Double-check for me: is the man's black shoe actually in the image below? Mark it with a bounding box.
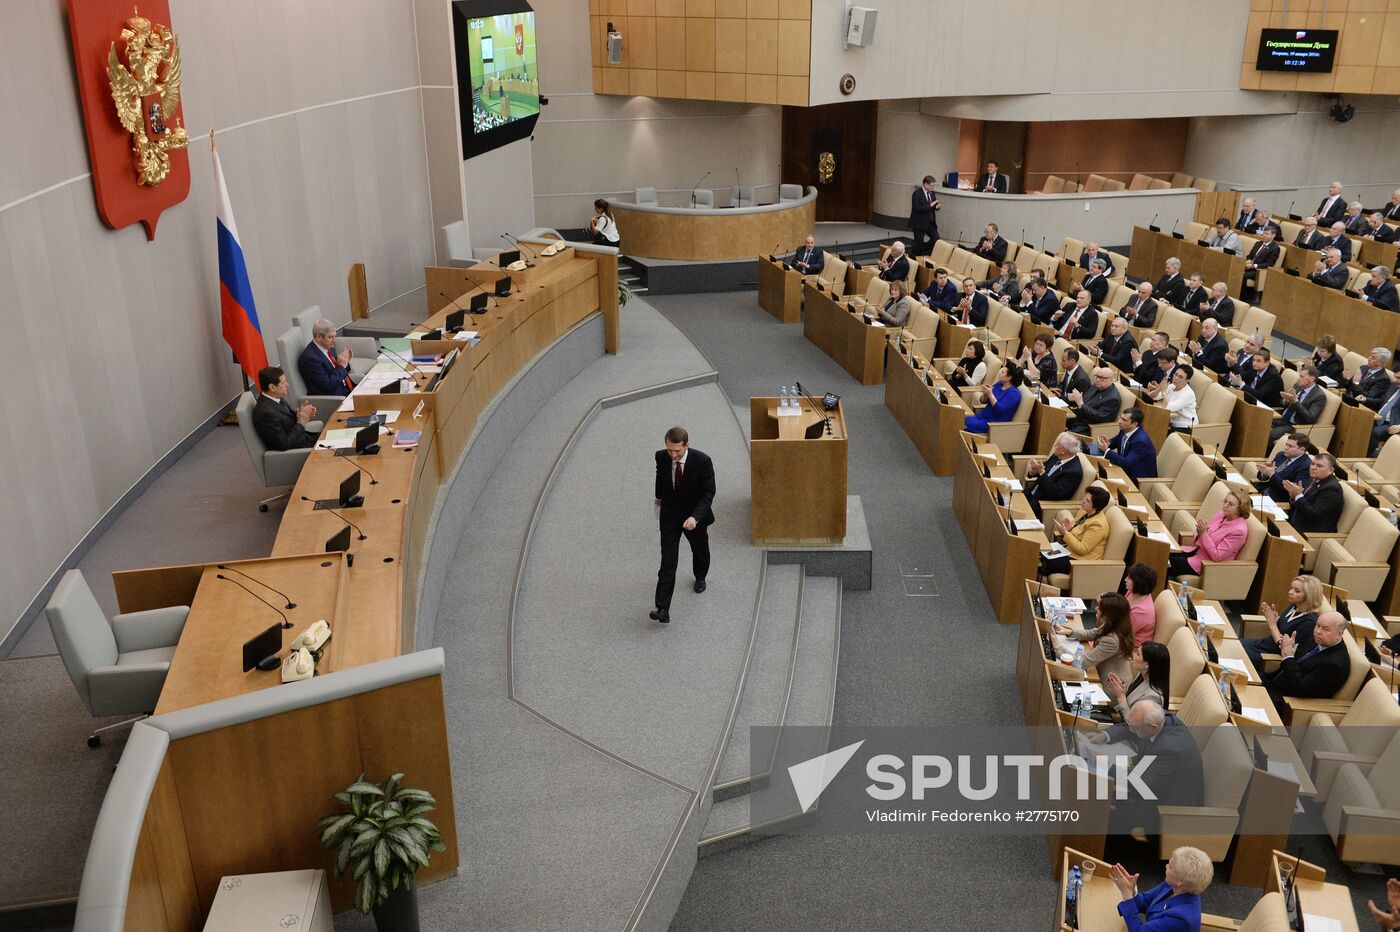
[649,608,670,623]
[694,579,707,593]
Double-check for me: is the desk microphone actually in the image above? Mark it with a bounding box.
[793,381,834,436]
[1148,213,1158,230]
[735,167,741,205]
[501,232,537,264]
[378,344,422,375]
[1286,200,1295,219]
[217,574,292,628]
[216,565,295,608]
[1170,220,1178,237]
[301,497,368,540]
[690,170,710,208]
[342,456,379,485]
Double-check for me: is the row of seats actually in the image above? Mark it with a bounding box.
[633,184,805,209]
[1037,172,1213,194]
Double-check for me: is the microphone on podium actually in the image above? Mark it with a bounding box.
[690,170,711,208]
[501,232,537,264]
[216,574,292,628]
[301,497,368,540]
[216,564,296,608]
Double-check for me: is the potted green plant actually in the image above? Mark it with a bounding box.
[316,772,446,931]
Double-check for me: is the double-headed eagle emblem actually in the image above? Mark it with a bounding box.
[107,11,187,186]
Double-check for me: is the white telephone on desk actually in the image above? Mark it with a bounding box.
[281,647,315,682]
[539,242,563,257]
[505,259,529,273]
[297,619,332,652]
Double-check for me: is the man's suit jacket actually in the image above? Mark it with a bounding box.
[1268,641,1351,708]
[1193,333,1229,375]
[1080,272,1109,306]
[1074,384,1123,424]
[1179,285,1209,316]
[1118,882,1203,931]
[979,172,1009,194]
[973,235,1008,265]
[1346,366,1392,409]
[1202,295,1235,326]
[1363,280,1399,312]
[1154,273,1187,309]
[1078,252,1114,277]
[1056,305,1099,341]
[1289,474,1342,533]
[792,245,825,275]
[1241,365,1284,408]
[1119,295,1158,328]
[1028,290,1061,323]
[1106,427,1158,480]
[1230,352,1256,380]
[1317,194,1347,226]
[1345,214,1370,236]
[1261,452,1311,502]
[1246,240,1280,268]
[1133,351,1162,388]
[957,291,990,327]
[1279,383,1326,427]
[922,279,960,312]
[1384,202,1400,223]
[655,448,716,526]
[1236,208,1261,231]
[298,341,351,397]
[1060,365,1091,398]
[1025,455,1083,508]
[909,186,937,230]
[1365,223,1397,244]
[1295,229,1325,250]
[879,254,910,283]
[252,394,316,452]
[1309,262,1349,290]
[1102,715,1204,807]
[1098,330,1137,372]
[1321,235,1352,262]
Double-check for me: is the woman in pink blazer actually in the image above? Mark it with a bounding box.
[1168,490,1250,578]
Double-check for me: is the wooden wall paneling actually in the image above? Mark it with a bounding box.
[715,18,747,73]
[686,17,717,71]
[776,19,809,76]
[781,102,876,222]
[746,19,779,74]
[112,564,207,614]
[123,757,198,932]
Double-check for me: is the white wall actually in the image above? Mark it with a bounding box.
[872,100,960,222]
[809,0,1294,119]
[0,0,434,638]
[465,137,538,254]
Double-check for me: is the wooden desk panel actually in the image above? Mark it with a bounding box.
[612,197,816,261]
[1262,269,1400,353]
[757,258,802,324]
[1127,229,1245,297]
[750,397,848,544]
[883,347,969,475]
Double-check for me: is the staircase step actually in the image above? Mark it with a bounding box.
[712,564,803,798]
[698,569,842,853]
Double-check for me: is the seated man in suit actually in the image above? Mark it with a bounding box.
[1023,432,1084,519]
[1200,282,1235,326]
[1382,188,1400,223]
[1321,222,1353,262]
[1130,332,1172,387]
[1154,257,1188,309]
[1066,367,1122,435]
[1373,384,1400,456]
[1080,258,1111,306]
[1090,315,1138,373]
[1363,266,1399,312]
[1230,347,1284,408]
[1050,289,1100,341]
[1084,699,1205,824]
[1225,333,1263,380]
[1282,452,1343,533]
[919,266,960,312]
[298,318,355,398]
[791,235,824,276]
[1308,248,1349,290]
[1235,196,1262,232]
[1057,347,1092,398]
[1179,272,1210,319]
[1343,202,1370,236]
[1362,212,1396,243]
[972,223,1008,265]
[1252,432,1313,502]
[1119,281,1158,328]
[1341,347,1394,409]
[1025,278,1061,324]
[1265,611,1352,712]
[1079,242,1114,277]
[1242,225,1280,298]
[1270,363,1326,443]
[1097,407,1158,481]
[1187,317,1230,376]
[1317,181,1347,226]
[953,276,989,326]
[1204,217,1240,252]
[252,366,318,451]
[978,160,1009,194]
[876,239,910,283]
[1294,216,1325,251]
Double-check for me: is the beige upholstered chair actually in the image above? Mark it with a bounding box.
[895,304,938,358]
[1321,728,1400,866]
[1042,175,1066,194]
[1302,482,1368,569]
[1297,678,1400,799]
[1170,172,1194,188]
[1148,178,1171,190]
[1083,174,1108,193]
[1145,454,1214,508]
[1290,389,1341,451]
[1107,251,1129,282]
[1165,626,1207,701]
[1195,178,1217,192]
[984,385,1037,453]
[847,276,890,310]
[1058,237,1084,262]
[1155,307,1193,346]
[1176,672,1229,744]
[1102,178,1127,192]
[1191,382,1239,450]
[814,255,849,296]
[1151,589,1188,646]
[1282,633,1372,726]
[1128,173,1154,191]
[1043,504,1133,596]
[1353,435,1400,487]
[929,239,955,268]
[1235,892,1289,931]
[1311,507,1399,601]
[1158,724,1253,861]
[978,305,1023,360]
[1234,305,1276,341]
[1184,221,1210,243]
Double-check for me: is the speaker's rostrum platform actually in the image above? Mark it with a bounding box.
[750,396,847,545]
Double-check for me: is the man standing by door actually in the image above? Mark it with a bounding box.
[651,426,716,624]
[909,175,941,257]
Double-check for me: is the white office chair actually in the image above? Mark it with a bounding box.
[779,184,803,201]
[46,569,188,747]
[442,220,471,267]
[734,185,756,208]
[691,189,714,209]
[635,187,658,206]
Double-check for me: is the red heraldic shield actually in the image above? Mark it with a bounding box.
[68,0,191,240]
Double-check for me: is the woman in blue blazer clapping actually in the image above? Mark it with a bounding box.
[963,362,1024,433]
[1109,846,1214,931]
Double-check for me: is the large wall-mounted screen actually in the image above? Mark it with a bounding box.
[1255,28,1338,73]
[453,0,540,159]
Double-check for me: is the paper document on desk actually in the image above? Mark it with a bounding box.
[1042,597,1088,614]
[452,330,478,341]
[1074,733,1137,770]
[337,397,355,412]
[1266,760,1300,785]
[316,428,359,450]
[1013,519,1044,532]
[1254,497,1287,519]
[1045,395,1070,409]
[406,330,427,340]
[379,337,411,354]
[369,362,409,376]
[1257,400,1274,410]
[1063,682,1111,706]
[375,410,401,424]
[1219,658,1248,676]
[868,320,887,328]
[1226,471,1247,484]
[1240,706,1271,723]
[1146,531,1174,545]
[1347,612,1381,634]
[1302,916,1343,932]
[1040,543,1071,560]
[1195,605,1227,628]
[992,478,1025,491]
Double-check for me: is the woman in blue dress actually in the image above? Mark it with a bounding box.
[963,361,1024,433]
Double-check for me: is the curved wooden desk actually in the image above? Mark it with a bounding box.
[612,187,817,261]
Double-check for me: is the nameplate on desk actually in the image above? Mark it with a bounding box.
[311,498,361,511]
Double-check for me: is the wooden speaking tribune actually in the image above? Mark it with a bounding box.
[750,395,848,545]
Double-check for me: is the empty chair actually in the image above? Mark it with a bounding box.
[1322,728,1400,866]
[1042,175,1066,194]
[1296,678,1400,799]
[1155,306,1193,346]
[1158,724,1252,861]
[1151,588,1187,646]
[1302,482,1369,570]
[1107,252,1129,281]
[1176,672,1229,744]
[1129,173,1154,191]
[442,220,471,265]
[635,187,658,205]
[1195,178,1217,192]
[46,569,188,747]
[779,183,802,201]
[1184,221,1210,243]
[929,240,956,267]
[1148,178,1171,190]
[691,189,714,208]
[1354,435,1400,487]
[815,255,848,295]
[1145,454,1214,508]
[1190,382,1238,450]
[847,276,890,310]
[1170,172,1194,188]
[897,304,938,358]
[1101,178,1127,191]
[734,185,756,208]
[1083,174,1108,193]
[1060,237,1086,262]
[1165,626,1207,700]
[1311,507,1399,601]
[1234,305,1275,341]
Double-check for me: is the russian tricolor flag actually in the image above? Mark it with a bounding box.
[212,148,269,386]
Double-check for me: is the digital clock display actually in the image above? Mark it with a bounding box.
[1256,28,1338,73]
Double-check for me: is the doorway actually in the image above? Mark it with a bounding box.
[781,101,877,223]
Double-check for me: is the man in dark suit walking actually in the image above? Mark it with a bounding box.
[908,175,940,256]
[1281,453,1343,533]
[252,366,318,451]
[1266,611,1352,712]
[651,426,716,624]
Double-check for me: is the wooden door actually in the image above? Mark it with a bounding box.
[980,121,1028,195]
[781,102,877,223]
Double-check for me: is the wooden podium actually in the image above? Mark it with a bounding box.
[750,397,847,545]
[757,256,803,323]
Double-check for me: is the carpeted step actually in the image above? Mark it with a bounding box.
[711,563,803,800]
[697,569,842,854]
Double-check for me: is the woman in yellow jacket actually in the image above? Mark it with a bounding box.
[1041,485,1111,577]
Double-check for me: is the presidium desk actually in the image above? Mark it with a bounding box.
[750,396,848,545]
[611,187,817,261]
